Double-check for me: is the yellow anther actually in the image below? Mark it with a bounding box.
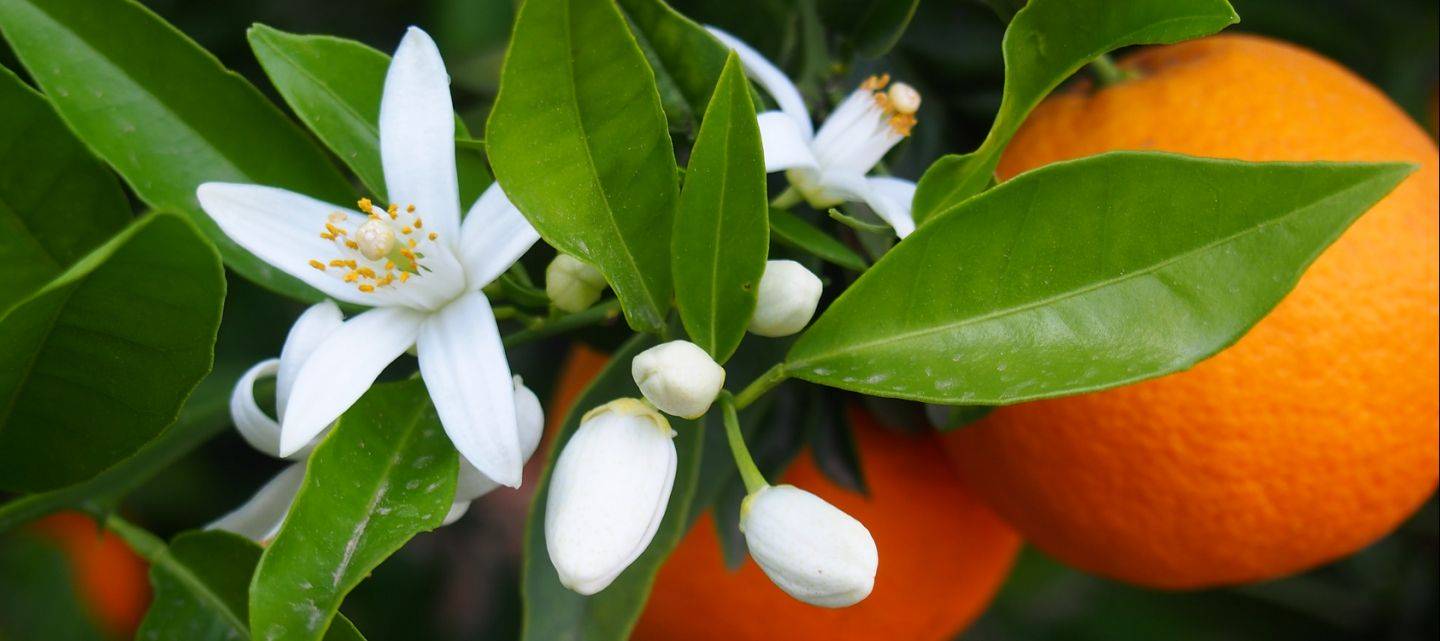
[343,271,359,283]
[320,232,336,241]
[889,113,917,136]
[428,232,438,241]
[357,198,373,213]
[401,226,413,235]
[407,238,417,248]
[328,259,348,268]
[358,283,375,292]
[357,267,376,278]
[325,223,347,236]
[860,74,890,91]
[400,272,411,282]
[384,261,395,270]
[413,218,423,228]
[345,240,360,249]
[406,204,416,213]
[309,260,326,271]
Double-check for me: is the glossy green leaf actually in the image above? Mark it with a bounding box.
[819,0,922,58]
[0,534,107,641]
[522,334,703,641]
[0,0,354,303]
[787,153,1413,404]
[137,530,364,641]
[618,0,732,121]
[910,0,1239,222]
[246,24,493,206]
[769,209,868,271]
[0,213,224,492]
[250,380,457,641]
[0,65,130,314]
[673,55,768,363]
[488,0,680,333]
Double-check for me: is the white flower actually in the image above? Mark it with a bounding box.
[546,253,608,313]
[196,27,540,488]
[741,485,878,608]
[631,341,726,419]
[545,399,677,595]
[708,27,921,238]
[209,301,546,540]
[749,259,823,337]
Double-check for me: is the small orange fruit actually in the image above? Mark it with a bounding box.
[29,512,151,638]
[633,408,1020,641]
[946,34,1438,589]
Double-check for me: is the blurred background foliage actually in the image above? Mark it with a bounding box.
[1,0,1435,640]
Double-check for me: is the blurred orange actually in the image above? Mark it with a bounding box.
[29,512,151,638]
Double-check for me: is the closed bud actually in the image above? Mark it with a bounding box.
[631,341,726,419]
[546,254,608,312]
[748,260,822,337]
[545,399,677,595]
[741,485,878,608]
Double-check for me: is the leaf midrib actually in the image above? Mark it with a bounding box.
[790,171,1386,368]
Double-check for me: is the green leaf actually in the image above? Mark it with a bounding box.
[618,0,733,121]
[246,24,493,206]
[488,0,680,333]
[522,334,703,641]
[0,64,130,315]
[0,213,224,492]
[250,380,458,641]
[769,209,868,271]
[910,0,1239,222]
[0,0,354,303]
[819,0,922,58]
[786,153,1413,404]
[0,534,108,641]
[673,55,768,363]
[137,530,365,641]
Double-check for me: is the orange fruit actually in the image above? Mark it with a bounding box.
[29,512,151,638]
[633,408,1020,641]
[946,34,1439,589]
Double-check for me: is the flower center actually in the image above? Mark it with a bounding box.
[307,198,442,294]
[860,74,920,136]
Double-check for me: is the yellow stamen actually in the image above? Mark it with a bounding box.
[357,198,373,213]
[428,232,438,241]
[400,272,411,282]
[406,204,416,213]
[343,271,359,283]
[401,226,413,234]
[413,218,423,228]
[358,283,375,292]
[309,260,326,271]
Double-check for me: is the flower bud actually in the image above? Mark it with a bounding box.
[546,254,608,312]
[545,399,677,595]
[748,260,823,337]
[741,485,878,608]
[631,341,726,419]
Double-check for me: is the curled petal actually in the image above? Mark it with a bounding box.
[231,358,283,458]
[207,463,307,543]
[276,300,344,422]
[705,27,813,140]
[862,176,917,239]
[757,112,820,173]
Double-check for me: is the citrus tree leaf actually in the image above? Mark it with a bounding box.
[769,209,868,271]
[249,380,458,641]
[138,530,365,641]
[0,534,108,641]
[618,0,732,122]
[786,153,1413,404]
[0,213,224,492]
[819,0,921,58]
[911,0,1239,223]
[0,0,354,303]
[522,334,704,641]
[673,55,768,363]
[246,24,492,206]
[488,0,680,333]
[0,64,130,315]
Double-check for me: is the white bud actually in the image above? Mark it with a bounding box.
[355,218,396,261]
[887,82,921,115]
[545,399,677,595]
[453,376,547,504]
[631,341,726,419]
[741,485,878,608]
[748,260,823,337]
[546,254,609,312]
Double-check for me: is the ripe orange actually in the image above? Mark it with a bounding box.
[29,512,151,638]
[946,34,1439,589]
[633,408,1020,641]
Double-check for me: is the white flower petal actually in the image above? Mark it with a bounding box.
[196,183,396,307]
[279,306,425,456]
[862,176,917,238]
[381,27,461,244]
[453,376,546,502]
[231,358,283,458]
[276,300,344,422]
[458,183,540,288]
[757,111,820,173]
[705,26,813,140]
[207,463,306,543]
[741,485,878,608]
[545,400,676,595]
[440,500,471,527]
[416,291,522,488]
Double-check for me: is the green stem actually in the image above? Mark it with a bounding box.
[1089,53,1131,88]
[733,363,788,411]
[720,392,767,494]
[501,298,621,347]
[827,208,891,234]
[770,186,802,209]
[102,514,167,563]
